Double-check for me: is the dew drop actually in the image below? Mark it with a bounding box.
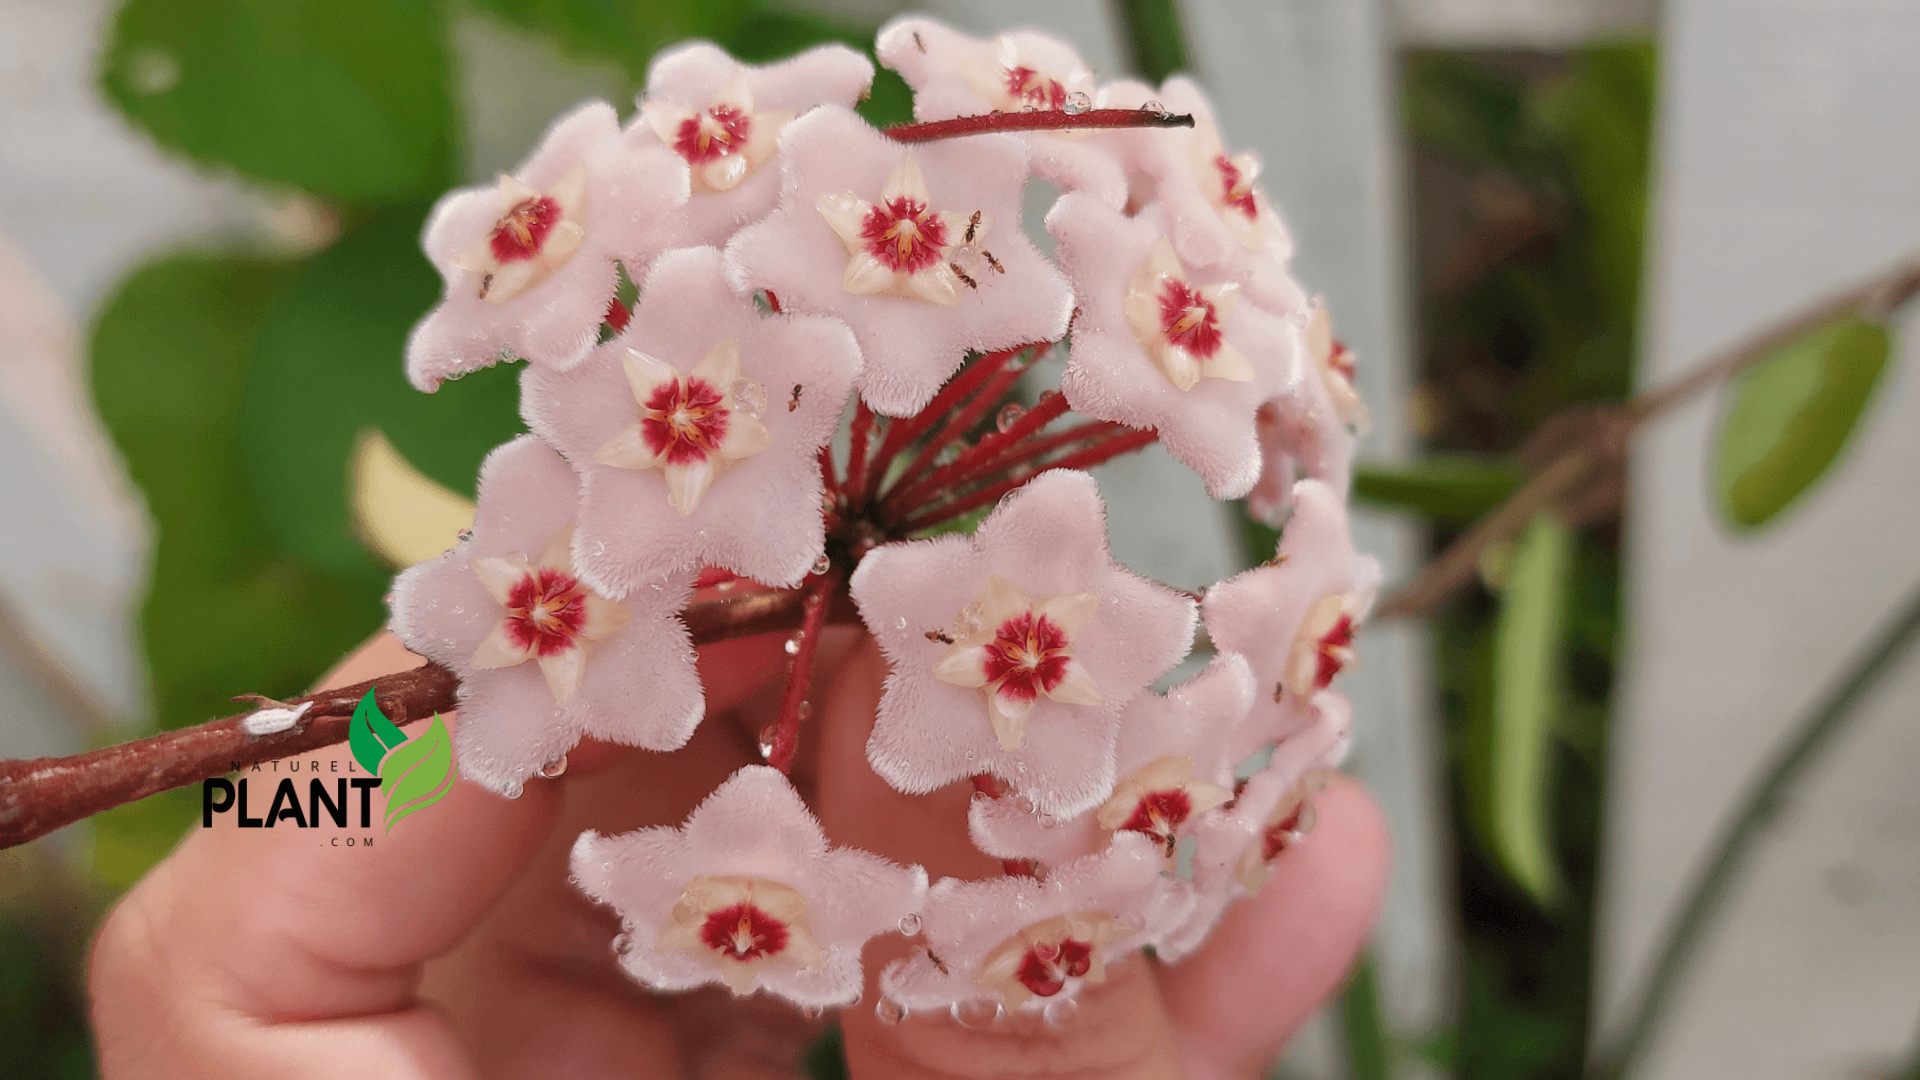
[895,616,909,630]
[875,997,908,1025]
[784,635,802,656]
[716,578,737,592]
[611,932,633,955]
[936,443,963,466]
[951,998,1000,1028]
[601,862,612,872]
[1042,996,1080,1027]
[800,1004,824,1020]
[1141,99,1167,118]
[730,377,768,417]
[996,402,1026,433]
[1063,91,1092,115]
[897,912,922,936]
[797,701,813,719]
[1117,912,1147,933]
[811,553,832,575]
[538,754,569,779]
[757,724,778,759]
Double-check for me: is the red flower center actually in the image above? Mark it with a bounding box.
[1328,338,1356,383]
[982,611,1073,703]
[490,195,562,262]
[1005,65,1067,110]
[1158,279,1224,359]
[860,197,949,274]
[673,104,752,165]
[503,568,588,657]
[1314,614,1356,690]
[641,377,731,466]
[1213,155,1259,222]
[1119,788,1195,851]
[698,902,790,961]
[1015,937,1094,998]
[1259,803,1305,860]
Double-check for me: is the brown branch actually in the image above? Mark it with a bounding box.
[1376,256,1920,620]
[886,107,1193,143]
[0,586,826,850]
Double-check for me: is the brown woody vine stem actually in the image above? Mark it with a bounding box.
[886,107,1194,143]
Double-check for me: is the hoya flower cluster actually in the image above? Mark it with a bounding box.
[390,16,1376,1022]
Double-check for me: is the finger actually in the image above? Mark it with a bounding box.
[91,634,563,1078]
[812,636,1185,1079]
[1158,777,1391,1080]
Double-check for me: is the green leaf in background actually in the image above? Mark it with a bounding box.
[90,252,390,883]
[1714,315,1892,531]
[99,0,456,203]
[470,0,754,85]
[1354,457,1523,523]
[244,204,524,581]
[379,714,457,831]
[349,688,407,776]
[1474,512,1571,905]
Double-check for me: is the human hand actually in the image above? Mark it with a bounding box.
[91,630,1387,1079]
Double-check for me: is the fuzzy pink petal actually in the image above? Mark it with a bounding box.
[1202,479,1379,751]
[725,106,1072,416]
[1246,346,1356,526]
[387,436,704,796]
[407,103,691,390]
[1051,193,1305,497]
[851,470,1195,816]
[572,766,927,1008]
[523,246,860,588]
[878,834,1164,1012]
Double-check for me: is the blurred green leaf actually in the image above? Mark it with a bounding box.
[1337,951,1394,1080]
[1474,512,1571,905]
[471,0,752,83]
[91,253,387,740]
[1354,457,1522,522]
[349,688,407,776]
[379,714,456,830]
[800,1022,848,1080]
[243,205,523,580]
[1714,315,1891,531]
[99,0,456,202]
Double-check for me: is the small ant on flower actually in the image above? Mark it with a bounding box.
[925,629,955,644]
[788,384,803,411]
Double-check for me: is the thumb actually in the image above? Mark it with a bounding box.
[810,635,1185,1079]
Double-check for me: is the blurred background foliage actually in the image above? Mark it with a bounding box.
[7,0,1898,1076]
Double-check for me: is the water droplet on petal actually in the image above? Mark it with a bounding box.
[730,377,767,417]
[952,998,1000,1028]
[996,402,1026,433]
[895,616,909,630]
[601,862,612,872]
[502,784,525,800]
[1063,91,1092,115]
[1141,99,1167,118]
[1042,996,1080,1027]
[1117,912,1147,933]
[800,1004,824,1020]
[875,997,907,1025]
[757,724,777,759]
[538,754,569,779]
[811,553,831,575]
[784,635,802,656]
[611,932,633,955]
[797,701,812,719]
[936,442,963,466]
[897,912,922,935]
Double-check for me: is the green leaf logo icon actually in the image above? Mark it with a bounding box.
[378,714,457,832]
[349,689,406,775]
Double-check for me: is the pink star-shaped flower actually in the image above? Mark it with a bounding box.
[572,766,927,1008]
[849,470,1196,816]
[1049,192,1305,498]
[1103,78,1308,317]
[1203,479,1380,754]
[406,102,690,391]
[969,652,1253,870]
[725,105,1072,415]
[874,16,1128,208]
[1158,697,1350,962]
[636,42,874,246]
[880,834,1170,1013]
[388,436,703,796]
[522,246,860,590]
[1246,297,1363,525]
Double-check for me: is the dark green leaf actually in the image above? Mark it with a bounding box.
[99,0,456,203]
[1478,512,1570,905]
[1715,315,1891,530]
[243,205,524,579]
[1354,457,1523,522]
[90,252,386,737]
[349,688,406,776]
[379,714,457,830]
[470,0,753,84]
